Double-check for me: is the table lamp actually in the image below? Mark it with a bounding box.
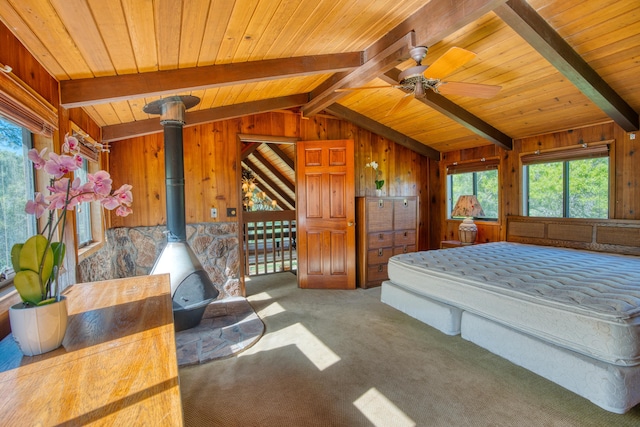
[451,195,485,245]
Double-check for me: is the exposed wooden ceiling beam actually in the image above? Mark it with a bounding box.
[380,69,512,150]
[495,0,639,132]
[241,142,261,160]
[251,151,296,193]
[268,144,295,170]
[243,159,296,208]
[102,94,308,142]
[60,52,361,108]
[302,0,509,117]
[301,32,414,117]
[325,104,440,161]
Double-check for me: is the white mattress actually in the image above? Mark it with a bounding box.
[387,242,640,366]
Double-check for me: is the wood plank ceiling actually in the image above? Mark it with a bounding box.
[1,0,639,161]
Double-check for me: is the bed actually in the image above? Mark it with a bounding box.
[381,216,640,414]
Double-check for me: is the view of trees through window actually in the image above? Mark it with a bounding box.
[0,117,35,272]
[75,157,93,247]
[525,158,609,218]
[450,169,498,219]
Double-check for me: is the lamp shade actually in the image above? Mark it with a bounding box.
[451,195,485,218]
[451,195,484,245]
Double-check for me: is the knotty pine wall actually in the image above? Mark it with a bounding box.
[440,121,640,243]
[108,110,437,250]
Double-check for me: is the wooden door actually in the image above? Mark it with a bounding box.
[296,140,356,289]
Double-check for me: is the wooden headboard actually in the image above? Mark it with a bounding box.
[506,216,640,256]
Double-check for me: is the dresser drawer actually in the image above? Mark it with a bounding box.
[393,244,416,256]
[367,263,388,282]
[367,232,393,248]
[394,230,416,246]
[367,247,393,265]
[366,198,393,232]
[393,198,417,230]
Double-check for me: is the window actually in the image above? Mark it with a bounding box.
[522,145,609,218]
[0,116,36,273]
[447,160,499,219]
[75,157,92,247]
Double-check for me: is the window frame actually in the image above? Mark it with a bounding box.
[69,124,107,261]
[446,158,500,221]
[520,142,613,219]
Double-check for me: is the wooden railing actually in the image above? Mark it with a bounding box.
[243,210,296,276]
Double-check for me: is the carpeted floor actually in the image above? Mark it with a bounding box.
[178,272,640,426]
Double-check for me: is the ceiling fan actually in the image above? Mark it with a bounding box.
[336,46,502,115]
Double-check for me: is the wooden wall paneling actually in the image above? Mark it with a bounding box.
[0,22,59,109]
[183,125,203,224]
[614,125,640,219]
[109,134,165,228]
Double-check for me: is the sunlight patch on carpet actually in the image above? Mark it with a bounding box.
[255,301,286,318]
[240,322,340,371]
[354,388,416,427]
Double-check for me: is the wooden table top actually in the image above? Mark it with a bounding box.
[0,274,183,426]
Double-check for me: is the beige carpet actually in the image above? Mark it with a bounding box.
[179,272,640,426]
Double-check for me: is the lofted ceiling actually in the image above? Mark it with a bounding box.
[1,0,639,162]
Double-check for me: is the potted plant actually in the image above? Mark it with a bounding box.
[9,134,133,356]
[365,161,385,196]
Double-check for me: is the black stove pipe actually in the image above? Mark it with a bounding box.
[163,122,187,242]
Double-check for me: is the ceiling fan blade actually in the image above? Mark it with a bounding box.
[335,85,399,92]
[424,47,476,80]
[386,92,414,116]
[437,81,502,98]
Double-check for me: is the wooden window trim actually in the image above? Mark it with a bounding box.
[521,141,611,165]
[446,158,499,175]
[0,70,57,137]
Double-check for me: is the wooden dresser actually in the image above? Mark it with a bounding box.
[356,196,418,288]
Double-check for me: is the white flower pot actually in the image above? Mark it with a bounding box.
[375,189,382,197]
[9,296,68,356]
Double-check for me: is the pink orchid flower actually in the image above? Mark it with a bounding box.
[113,184,133,205]
[115,205,133,217]
[62,134,80,153]
[27,148,48,170]
[89,170,113,197]
[25,192,48,218]
[44,152,81,178]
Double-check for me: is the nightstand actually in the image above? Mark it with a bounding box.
[440,240,473,249]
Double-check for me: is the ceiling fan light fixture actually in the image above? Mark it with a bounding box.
[414,81,426,98]
[409,46,428,65]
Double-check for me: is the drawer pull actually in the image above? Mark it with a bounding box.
[403,199,408,207]
[378,199,384,208]
[379,233,384,240]
[403,245,408,253]
[378,265,384,272]
[404,231,408,237]
[378,248,383,257]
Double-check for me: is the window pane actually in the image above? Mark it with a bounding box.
[0,117,35,271]
[450,170,498,219]
[451,173,473,211]
[568,157,608,218]
[75,158,92,246]
[527,162,563,217]
[476,169,498,218]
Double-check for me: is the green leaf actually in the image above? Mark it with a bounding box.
[19,235,53,283]
[14,270,42,305]
[10,243,23,272]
